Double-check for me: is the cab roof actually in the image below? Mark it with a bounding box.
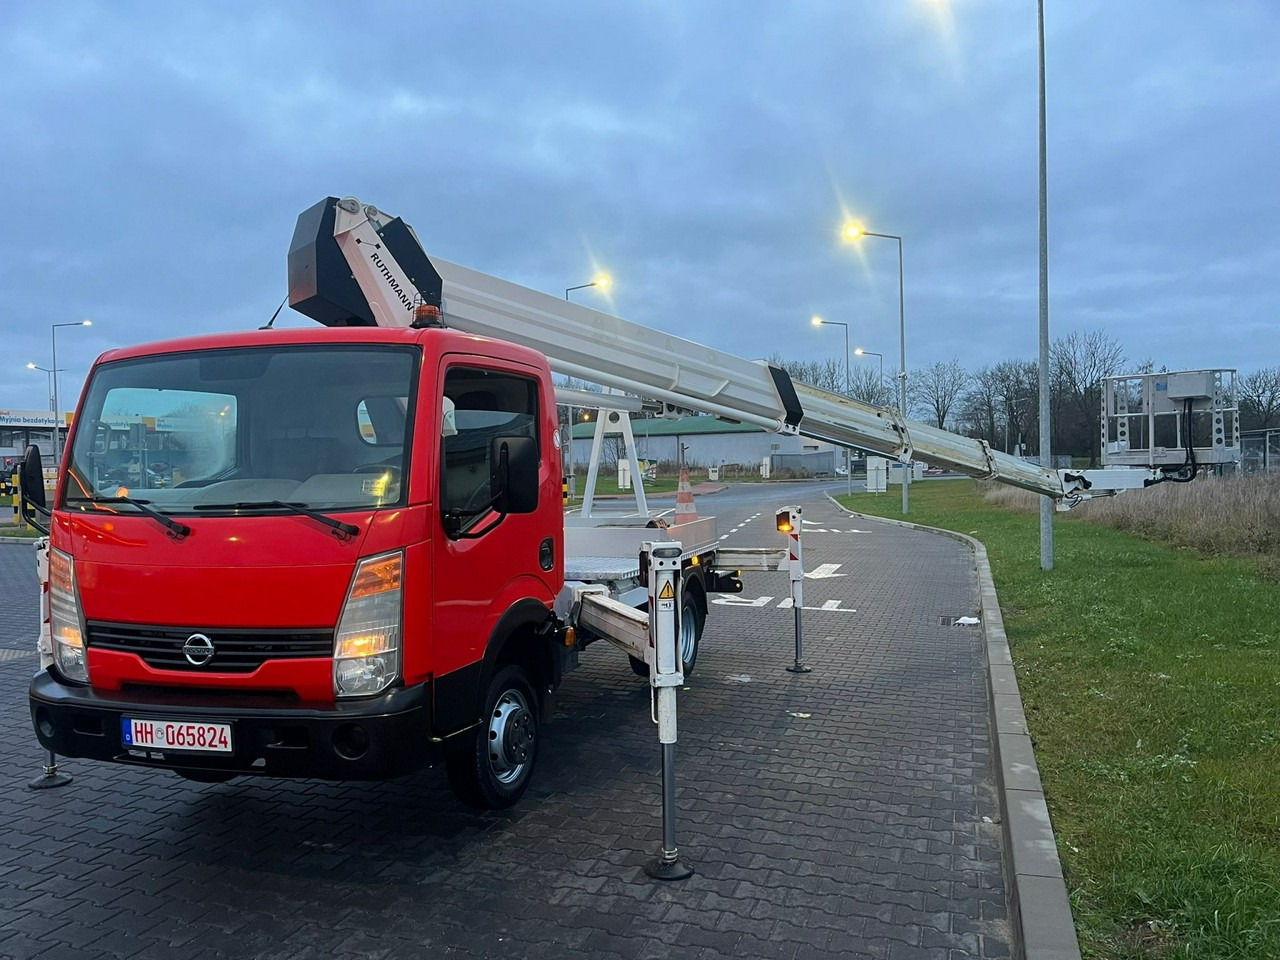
[92,324,548,372]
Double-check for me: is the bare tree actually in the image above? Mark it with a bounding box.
[849,365,895,406]
[1238,366,1280,430]
[909,359,969,428]
[958,365,1003,443]
[986,359,1038,454]
[555,375,603,474]
[1052,330,1127,467]
[766,353,848,395]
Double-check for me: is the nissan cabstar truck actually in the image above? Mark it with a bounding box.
[25,195,1172,809]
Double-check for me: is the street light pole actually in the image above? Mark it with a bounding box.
[854,348,885,398]
[26,363,62,412]
[563,274,612,503]
[844,226,908,514]
[1037,0,1053,570]
[565,273,612,301]
[812,316,852,496]
[565,276,614,506]
[50,320,92,466]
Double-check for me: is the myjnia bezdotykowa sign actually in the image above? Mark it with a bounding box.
[0,410,192,431]
[0,409,69,428]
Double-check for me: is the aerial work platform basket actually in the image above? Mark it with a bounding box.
[1102,369,1240,471]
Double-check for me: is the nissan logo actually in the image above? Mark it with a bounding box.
[183,633,216,666]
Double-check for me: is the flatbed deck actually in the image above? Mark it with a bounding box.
[563,515,718,574]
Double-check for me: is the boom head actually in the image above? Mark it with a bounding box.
[289,197,443,328]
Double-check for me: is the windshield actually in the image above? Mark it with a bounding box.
[62,344,418,514]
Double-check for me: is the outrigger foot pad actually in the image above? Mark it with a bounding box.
[645,856,694,881]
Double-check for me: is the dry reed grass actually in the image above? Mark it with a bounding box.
[980,472,1280,572]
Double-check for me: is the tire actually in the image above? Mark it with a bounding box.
[174,769,237,784]
[628,582,705,679]
[678,586,705,676]
[446,665,539,810]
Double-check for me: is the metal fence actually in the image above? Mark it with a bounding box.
[1242,430,1280,475]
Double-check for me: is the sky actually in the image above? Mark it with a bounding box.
[2,1,1277,414]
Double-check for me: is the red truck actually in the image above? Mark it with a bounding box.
[25,198,772,809]
[24,196,1159,811]
[28,324,600,808]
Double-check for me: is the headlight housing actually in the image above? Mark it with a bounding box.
[49,548,88,683]
[334,552,403,698]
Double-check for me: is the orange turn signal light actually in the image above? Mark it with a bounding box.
[349,554,403,599]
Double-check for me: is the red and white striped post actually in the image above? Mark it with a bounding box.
[777,506,811,674]
[673,468,698,524]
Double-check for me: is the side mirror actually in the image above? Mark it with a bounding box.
[19,444,50,531]
[490,436,539,514]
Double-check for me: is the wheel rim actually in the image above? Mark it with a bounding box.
[680,601,698,665]
[487,688,534,784]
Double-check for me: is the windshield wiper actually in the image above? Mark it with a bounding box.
[69,496,191,540]
[191,501,361,540]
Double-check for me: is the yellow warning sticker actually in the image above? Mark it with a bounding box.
[658,582,675,599]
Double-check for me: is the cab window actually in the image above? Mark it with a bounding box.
[440,367,538,525]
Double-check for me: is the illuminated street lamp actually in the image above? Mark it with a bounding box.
[565,273,612,300]
[843,223,909,515]
[50,320,92,465]
[25,362,62,412]
[811,316,852,496]
[853,348,885,397]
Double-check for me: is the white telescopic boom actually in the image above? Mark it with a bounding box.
[289,197,1164,507]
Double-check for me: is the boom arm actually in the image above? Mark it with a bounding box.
[288,196,1166,508]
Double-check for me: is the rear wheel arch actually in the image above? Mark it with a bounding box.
[628,566,708,679]
[683,567,708,617]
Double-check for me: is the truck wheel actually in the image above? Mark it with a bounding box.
[678,588,705,675]
[445,665,539,810]
[627,588,705,679]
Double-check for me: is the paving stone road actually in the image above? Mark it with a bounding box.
[0,493,1011,960]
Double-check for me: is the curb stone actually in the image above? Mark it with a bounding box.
[827,494,1083,960]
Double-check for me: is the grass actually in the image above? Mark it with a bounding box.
[837,481,1280,960]
[569,474,682,497]
[565,470,773,502]
[0,523,46,539]
[984,472,1280,580]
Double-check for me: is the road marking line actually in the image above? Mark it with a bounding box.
[805,563,846,580]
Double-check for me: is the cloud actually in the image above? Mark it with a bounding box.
[0,0,1276,418]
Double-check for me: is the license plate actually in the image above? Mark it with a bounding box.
[122,718,232,753]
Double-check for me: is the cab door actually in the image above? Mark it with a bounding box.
[429,356,557,728]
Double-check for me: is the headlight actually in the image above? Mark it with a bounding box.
[49,548,88,683]
[334,552,402,698]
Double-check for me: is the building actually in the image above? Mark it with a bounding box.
[0,408,72,464]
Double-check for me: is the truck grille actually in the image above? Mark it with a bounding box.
[86,621,333,673]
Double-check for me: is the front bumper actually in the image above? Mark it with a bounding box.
[29,670,439,780]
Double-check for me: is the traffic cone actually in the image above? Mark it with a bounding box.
[674,468,698,524]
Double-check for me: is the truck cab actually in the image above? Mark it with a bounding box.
[30,324,568,808]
